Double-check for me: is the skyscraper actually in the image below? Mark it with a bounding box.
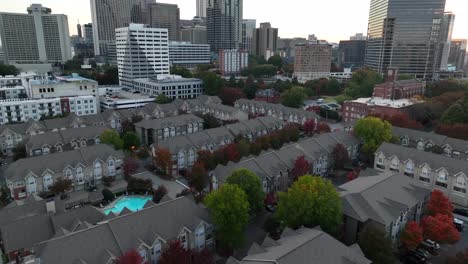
[116,24,170,88]
[147,3,180,41]
[77,23,83,38]
[437,12,455,70]
[365,0,447,79]
[207,0,243,53]
[0,4,71,65]
[83,23,94,44]
[255,22,278,59]
[196,0,207,18]
[448,40,467,71]
[90,0,154,63]
[294,43,332,82]
[339,39,367,71]
[242,19,256,54]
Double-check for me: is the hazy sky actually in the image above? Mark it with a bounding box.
[2,0,467,42]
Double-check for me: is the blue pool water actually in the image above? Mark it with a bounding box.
[104,197,152,215]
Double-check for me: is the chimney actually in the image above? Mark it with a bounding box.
[46,200,56,214]
[386,67,399,83]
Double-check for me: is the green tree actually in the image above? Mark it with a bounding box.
[0,64,19,76]
[251,64,277,78]
[398,74,414,80]
[101,129,124,150]
[243,75,258,99]
[276,175,342,234]
[324,79,341,95]
[358,225,395,264]
[226,169,265,214]
[344,68,383,99]
[201,113,221,129]
[13,144,27,161]
[155,94,172,104]
[170,66,193,78]
[205,184,250,250]
[50,177,73,198]
[236,139,250,157]
[267,55,283,68]
[354,117,393,155]
[281,86,306,108]
[122,132,140,151]
[440,99,468,124]
[203,72,224,95]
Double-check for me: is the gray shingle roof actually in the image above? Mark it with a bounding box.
[339,171,431,226]
[238,227,371,264]
[135,114,202,130]
[235,99,320,120]
[26,131,64,150]
[392,127,447,146]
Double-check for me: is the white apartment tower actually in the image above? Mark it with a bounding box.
[0,4,72,65]
[116,24,170,88]
[196,0,207,18]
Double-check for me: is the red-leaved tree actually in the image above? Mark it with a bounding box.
[332,143,350,169]
[316,122,331,134]
[159,241,192,264]
[196,150,216,171]
[303,119,316,136]
[291,156,311,180]
[219,87,246,106]
[123,157,140,177]
[192,248,215,264]
[189,161,207,193]
[426,190,453,218]
[421,214,460,244]
[346,171,358,182]
[223,143,240,162]
[117,249,148,264]
[401,221,424,250]
[436,123,468,141]
[154,148,172,176]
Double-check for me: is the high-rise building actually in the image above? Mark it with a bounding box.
[242,19,256,55]
[219,49,248,76]
[180,17,207,44]
[90,0,154,63]
[339,39,367,71]
[365,0,447,79]
[196,0,207,18]
[255,22,278,59]
[350,33,367,41]
[0,4,72,65]
[207,0,243,53]
[277,37,307,61]
[148,3,180,41]
[77,23,83,38]
[448,40,467,71]
[83,23,93,44]
[116,24,170,88]
[294,43,332,82]
[437,12,455,70]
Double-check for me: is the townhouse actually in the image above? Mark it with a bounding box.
[227,227,370,264]
[340,171,431,245]
[135,114,204,145]
[4,144,124,200]
[153,116,285,175]
[210,131,360,193]
[234,98,320,125]
[375,143,468,207]
[25,125,108,156]
[392,126,468,160]
[32,197,213,264]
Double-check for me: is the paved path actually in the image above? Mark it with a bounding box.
[132,171,188,199]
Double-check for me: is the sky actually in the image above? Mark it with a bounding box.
[2,0,467,42]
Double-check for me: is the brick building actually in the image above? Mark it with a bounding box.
[373,69,425,100]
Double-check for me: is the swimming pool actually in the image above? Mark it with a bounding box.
[103,196,152,215]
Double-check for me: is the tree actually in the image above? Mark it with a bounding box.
[291,156,311,180]
[117,249,147,264]
[154,148,172,176]
[226,169,265,214]
[316,122,331,134]
[101,129,124,150]
[202,72,224,95]
[236,139,250,157]
[276,175,342,234]
[121,120,135,134]
[153,185,168,203]
[192,248,215,264]
[13,144,27,161]
[426,190,453,218]
[0,186,11,206]
[401,221,424,251]
[270,135,283,150]
[122,132,140,151]
[223,143,240,162]
[303,119,316,136]
[344,68,384,99]
[250,140,263,156]
[189,161,207,193]
[354,117,392,155]
[357,225,395,264]
[219,87,246,106]
[324,78,341,95]
[440,102,467,124]
[155,94,172,104]
[445,249,468,264]
[332,143,350,169]
[0,64,20,76]
[421,214,460,244]
[243,75,258,99]
[281,86,306,108]
[197,150,216,170]
[159,240,191,264]
[123,157,139,177]
[267,55,283,68]
[102,189,115,202]
[251,64,277,78]
[50,177,73,197]
[171,66,193,78]
[205,184,250,250]
[201,113,221,129]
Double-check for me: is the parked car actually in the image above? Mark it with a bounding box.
[419,239,440,254]
[454,208,468,217]
[454,218,464,232]
[415,249,431,259]
[317,98,325,104]
[401,255,425,264]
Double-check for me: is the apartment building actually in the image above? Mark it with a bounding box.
[133,75,204,100]
[293,43,332,82]
[219,49,249,76]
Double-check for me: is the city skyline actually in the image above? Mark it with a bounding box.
[1,0,467,42]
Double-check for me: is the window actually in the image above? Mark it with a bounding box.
[404,161,414,177]
[454,175,467,194]
[76,167,84,184]
[419,166,431,183]
[417,141,425,151]
[390,158,399,172]
[43,174,53,191]
[179,232,188,249]
[402,137,409,146]
[94,162,102,178]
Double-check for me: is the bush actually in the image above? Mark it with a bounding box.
[153,185,168,203]
[127,176,153,193]
[102,176,115,187]
[102,189,115,202]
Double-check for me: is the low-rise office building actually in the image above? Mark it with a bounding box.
[28,74,99,100]
[133,75,204,100]
[169,41,210,68]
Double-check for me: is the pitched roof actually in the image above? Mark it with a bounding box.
[234,99,320,120]
[238,227,371,264]
[339,171,431,225]
[134,114,203,130]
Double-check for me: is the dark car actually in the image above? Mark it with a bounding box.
[419,239,440,255]
[401,255,425,264]
[454,208,468,217]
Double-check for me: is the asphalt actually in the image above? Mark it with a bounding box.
[429,213,468,264]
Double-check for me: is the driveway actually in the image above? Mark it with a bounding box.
[132,171,188,199]
[429,213,468,263]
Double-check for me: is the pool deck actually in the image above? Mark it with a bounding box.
[99,195,152,214]
[132,171,188,199]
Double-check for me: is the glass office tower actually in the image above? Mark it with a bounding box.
[365,0,447,79]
